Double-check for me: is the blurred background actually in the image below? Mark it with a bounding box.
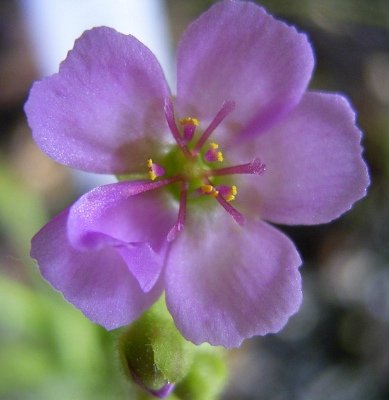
[0,0,388,399]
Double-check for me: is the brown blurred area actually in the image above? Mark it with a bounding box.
[0,1,72,212]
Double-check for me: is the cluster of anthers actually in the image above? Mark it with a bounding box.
[144,98,266,241]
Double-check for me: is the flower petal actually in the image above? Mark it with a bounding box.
[165,209,302,348]
[31,210,163,330]
[67,180,177,292]
[236,92,370,225]
[25,27,172,174]
[115,243,164,293]
[176,0,314,138]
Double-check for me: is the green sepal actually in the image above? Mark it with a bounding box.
[118,297,196,392]
[174,345,228,400]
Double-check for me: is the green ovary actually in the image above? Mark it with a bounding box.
[161,146,210,196]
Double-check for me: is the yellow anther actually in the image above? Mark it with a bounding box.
[179,117,199,126]
[146,157,166,182]
[225,185,238,202]
[201,184,214,194]
[210,142,219,149]
[216,151,224,162]
[148,170,157,181]
[200,184,219,198]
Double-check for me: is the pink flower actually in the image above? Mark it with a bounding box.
[25,0,369,347]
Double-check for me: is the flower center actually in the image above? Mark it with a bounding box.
[144,98,265,241]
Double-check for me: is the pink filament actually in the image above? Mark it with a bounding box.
[203,177,244,226]
[216,194,245,226]
[183,124,196,143]
[206,158,265,177]
[126,176,182,196]
[167,182,188,242]
[193,100,235,154]
[164,98,192,158]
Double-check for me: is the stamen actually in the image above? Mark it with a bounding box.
[206,158,265,177]
[167,182,188,242]
[180,117,199,126]
[202,177,243,225]
[179,117,199,143]
[218,185,238,202]
[193,100,235,154]
[164,98,192,158]
[147,159,165,181]
[216,194,245,226]
[182,126,196,143]
[204,142,224,163]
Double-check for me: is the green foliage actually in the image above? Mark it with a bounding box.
[0,275,128,400]
[0,156,46,257]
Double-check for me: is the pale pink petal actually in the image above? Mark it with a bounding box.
[67,181,177,292]
[165,209,302,348]
[25,27,172,174]
[176,0,314,139]
[234,92,370,224]
[115,243,164,293]
[31,210,163,329]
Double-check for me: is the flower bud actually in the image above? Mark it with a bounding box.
[118,297,195,398]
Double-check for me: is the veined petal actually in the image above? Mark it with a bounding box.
[176,0,314,139]
[236,92,370,225]
[25,27,172,174]
[67,180,177,292]
[165,209,302,348]
[31,210,163,330]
